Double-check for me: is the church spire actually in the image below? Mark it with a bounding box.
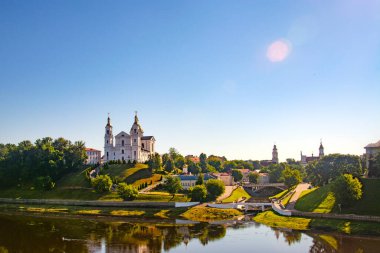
[107,113,111,127]
[134,111,139,123]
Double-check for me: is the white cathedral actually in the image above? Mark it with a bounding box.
[104,113,156,163]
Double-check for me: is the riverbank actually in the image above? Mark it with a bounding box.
[0,203,243,223]
[253,210,380,236]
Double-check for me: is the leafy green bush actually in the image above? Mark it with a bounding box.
[190,185,207,202]
[117,183,138,200]
[91,175,112,193]
[332,174,362,207]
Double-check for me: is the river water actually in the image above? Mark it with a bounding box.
[0,214,379,253]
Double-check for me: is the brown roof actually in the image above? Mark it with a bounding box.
[365,140,380,148]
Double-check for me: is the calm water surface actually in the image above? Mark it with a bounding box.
[0,214,379,253]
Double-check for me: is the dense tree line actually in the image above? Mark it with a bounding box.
[306,154,362,186]
[0,137,87,189]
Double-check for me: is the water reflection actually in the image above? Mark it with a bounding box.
[0,214,378,253]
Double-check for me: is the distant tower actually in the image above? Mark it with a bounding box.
[130,111,144,162]
[272,145,279,164]
[104,114,114,162]
[319,140,324,158]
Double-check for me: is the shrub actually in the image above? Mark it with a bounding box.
[206,179,225,200]
[35,176,55,191]
[190,185,207,202]
[332,174,362,207]
[91,175,113,193]
[117,183,138,201]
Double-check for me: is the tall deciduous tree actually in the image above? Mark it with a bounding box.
[206,179,225,200]
[164,176,182,196]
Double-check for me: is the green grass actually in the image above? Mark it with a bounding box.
[294,179,380,216]
[222,187,251,203]
[254,210,380,236]
[2,204,189,219]
[132,174,162,188]
[56,169,90,188]
[269,186,295,200]
[280,190,295,207]
[135,192,189,202]
[254,211,311,230]
[182,206,242,222]
[295,185,336,213]
[341,178,380,216]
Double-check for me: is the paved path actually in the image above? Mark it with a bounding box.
[217,186,236,202]
[285,183,310,210]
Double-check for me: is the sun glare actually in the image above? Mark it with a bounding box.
[266,39,291,62]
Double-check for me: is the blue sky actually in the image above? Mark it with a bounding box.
[0,0,379,161]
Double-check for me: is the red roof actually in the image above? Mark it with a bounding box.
[85,148,101,152]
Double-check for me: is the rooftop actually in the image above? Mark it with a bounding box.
[365,140,380,148]
[85,148,101,152]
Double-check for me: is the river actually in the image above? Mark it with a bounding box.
[0,213,379,253]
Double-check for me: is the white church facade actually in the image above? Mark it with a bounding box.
[104,113,156,163]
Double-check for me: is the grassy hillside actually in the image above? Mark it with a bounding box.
[295,185,336,213]
[107,163,151,184]
[342,178,380,215]
[222,187,251,203]
[0,163,153,200]
[295,179,380,216]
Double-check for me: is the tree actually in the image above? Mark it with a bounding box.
[175,155,186,170]
[196,173,204,185]
[282,167,302,188]
[190,185,207,202]
[223,161,237,172]
[306,154,362,186]
[169,147,180,161]
[117,183,138,200]
[368,154,380,178]
[164,176,182,196]
[231,169,243,182]
[91,175,113,193]
[332,174,362,207]
[164,159,175,173]
[188,162,201,175]
[147,152,162,172]
[206,179,225,200]
[267,164,285,183]
[248,172,259,184]
[199,153,208,172]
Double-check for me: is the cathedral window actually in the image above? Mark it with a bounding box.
[122,140,124,146]
[142,143,145,149]
[134,129,136,133]
[107,140,108,144]
[134,139,136,143]
[107,130,109,134]
[122,150,124,154]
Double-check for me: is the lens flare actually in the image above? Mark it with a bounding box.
[266,39,291,62]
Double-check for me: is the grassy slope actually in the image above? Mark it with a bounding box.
[295,185,336,213]
[222,187,251,203]
[295,179,380,216]
[0,163,152,200]
[254,211,380,236]
[342,179,380,215]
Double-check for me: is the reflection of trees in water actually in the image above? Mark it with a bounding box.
[270,227,302,245]
[0,215,231,253]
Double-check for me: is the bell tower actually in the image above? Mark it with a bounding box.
[104,114,114,162]
[319,140,324,158]
[130,111,144,162]
[272,144,279,164]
